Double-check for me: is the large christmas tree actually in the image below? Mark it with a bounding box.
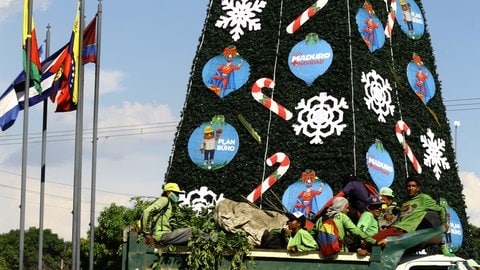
[164,0,475,257]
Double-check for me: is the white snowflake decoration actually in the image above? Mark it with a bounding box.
[361,70,395,123]
[293,92,349,144]
[179,186,225,215]
[420,128,450,180]
[215,0,267,41]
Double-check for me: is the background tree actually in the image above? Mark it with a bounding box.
[0,256,7,270]
[85,196,252,269]
[163,0,476,258]
[469,224,480,261]
[0,227,70,269]
[79,201,142,269]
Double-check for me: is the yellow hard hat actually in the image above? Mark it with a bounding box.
[379,187,394,198]
[163,182,184,193]
[203,126,214,133]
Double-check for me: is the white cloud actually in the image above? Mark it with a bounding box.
[35,0,53,11]
[0,0,51,24]
[0,0,15,9]
[459,171,480,227]
[101,101,177,126]
[0,0,19,23]
[84,67,125,96]
[0,100,179,241]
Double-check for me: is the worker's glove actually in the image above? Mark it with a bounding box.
[145,234,155,246]
[443,222,450,233]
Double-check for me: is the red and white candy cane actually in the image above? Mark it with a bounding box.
[395,120,422,174]
[384,0,397,38]
[251,78,293,121]
[286,0,329,34]
[247,152,291,202]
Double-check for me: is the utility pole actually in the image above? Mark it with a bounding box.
[454,121,460,154]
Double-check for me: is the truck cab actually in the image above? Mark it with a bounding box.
[396,254,471,270]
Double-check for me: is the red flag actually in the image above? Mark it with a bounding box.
[82,17,97,64]
[23,0,42,93]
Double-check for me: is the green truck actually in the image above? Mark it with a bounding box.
[122,226,471,270]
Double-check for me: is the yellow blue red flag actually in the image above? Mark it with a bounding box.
[52,1,81,112]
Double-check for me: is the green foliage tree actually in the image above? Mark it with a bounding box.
[163,0,475,258]
[87,196,252,270]
[0,227,70,270]
[469,224,480,262]
[180,206,253,270]
[0,256,8,270]
[80,201,141,269]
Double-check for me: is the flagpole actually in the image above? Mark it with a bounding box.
[19,0,33,269]
[89,2,102,269]
[72,0,85,268]
[37,23,51,270]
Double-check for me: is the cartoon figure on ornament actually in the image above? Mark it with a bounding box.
[199,125,222,170]
[401,1,414,36]
[294,169,324,219]
[415,69,429,101]
[208,45,244,97]
[363,17,379,49]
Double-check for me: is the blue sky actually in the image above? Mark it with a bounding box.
[0,0,479,241]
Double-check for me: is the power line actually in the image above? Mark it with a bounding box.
[0,169,152,214]
[444,97,480,103]
[0,121,178,138]
[0,183,106,213]
[445,102,480,107]
[444,98,480,112]
[0,121,177,213]
[0,121,178,146]
[447,107,480,112]
[0,167,139,198]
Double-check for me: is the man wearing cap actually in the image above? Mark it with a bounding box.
[354,195,384,255]
[365,177,448,251]
[378,187,400,230]
[284,211,318,252]
[141,182,192,245]
[357,195,384,237]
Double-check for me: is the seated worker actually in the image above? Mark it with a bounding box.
[316,197,386,254]
[141,182,193,245]
[357,195,384,236]
[314,172,371,224]
[354,195,383,254]
[285,211,318,252]
[378,187,400,230]
[363,176,448,252]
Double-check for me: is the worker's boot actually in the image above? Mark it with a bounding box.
[441,243,454,257]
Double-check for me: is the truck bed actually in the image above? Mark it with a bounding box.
[122,226,448,270]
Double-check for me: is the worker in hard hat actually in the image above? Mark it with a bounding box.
[377,187,400,230]
[141,182,192,245]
